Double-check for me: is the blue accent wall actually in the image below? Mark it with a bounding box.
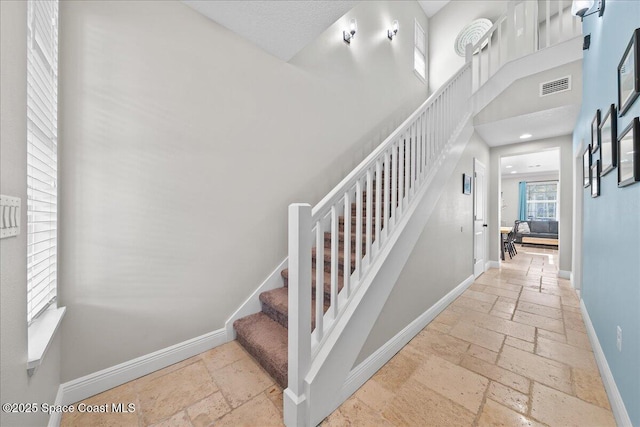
[573,1,640,424]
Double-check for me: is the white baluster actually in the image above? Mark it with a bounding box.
[329,205,338,317]
[383,151,390,237]
[365,169,373,265]
[343,192,351,298]
[315,220,324,339]
[391,142,398,224]
[558,0,563,43]
[355,179,363,280]
[398,138,404,214]
[546,0,551,48]
[375,159,382,251]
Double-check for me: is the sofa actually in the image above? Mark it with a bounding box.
[514,220,558,244]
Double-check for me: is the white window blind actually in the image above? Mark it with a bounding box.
[27,0,58,324]
[526,181,559,221]
[414,20,426,81]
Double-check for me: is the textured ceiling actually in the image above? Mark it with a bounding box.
[418,0,451,18]
[182,1,359,61]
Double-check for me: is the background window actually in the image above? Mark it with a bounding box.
[414,20,426,82]
[525,181,558,221]
[27,0,58,324]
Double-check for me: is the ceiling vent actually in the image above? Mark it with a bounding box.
[540,76,571,97]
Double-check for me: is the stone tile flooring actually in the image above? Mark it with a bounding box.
[61,245,614,426]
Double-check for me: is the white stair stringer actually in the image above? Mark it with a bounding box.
[302,115,474,426]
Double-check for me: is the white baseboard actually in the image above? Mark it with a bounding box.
[339,274,474,401]
[580,300,632,427]
[47,385,64,427]
[225,258,287,340]
[487,260,500,270]
[55,328,227,417]
[558,270,571,279]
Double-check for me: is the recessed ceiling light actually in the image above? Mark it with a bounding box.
[505,165,513,169]
[511,171,517,174]
[520,133,533,139]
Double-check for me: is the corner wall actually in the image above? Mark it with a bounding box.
[488,136,574,274]
[0,2,62,426]
[57,0,430,382]
[355,132,490,364]
[573,2,640,424]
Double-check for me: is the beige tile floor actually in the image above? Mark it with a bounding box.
[62,245,614,426]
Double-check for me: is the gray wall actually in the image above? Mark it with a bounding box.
[57,0,430,381]
[0,2,62,426]
[489,136,573,273]
[428,0,507,93]
[356,132,490,364]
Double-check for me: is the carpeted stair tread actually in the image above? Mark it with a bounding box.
[259,287,329,330]
[281,268,345,294]
[233,312,288,388]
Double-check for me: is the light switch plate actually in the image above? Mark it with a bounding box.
[0,195,21,238]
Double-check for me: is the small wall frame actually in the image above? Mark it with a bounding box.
[591,160,600,198]
[618,28,640,116]
[599,104,617,176]
[617,117,640,187]
[583,144,592,188]
[462,173,472,195]
[591,109,601,153]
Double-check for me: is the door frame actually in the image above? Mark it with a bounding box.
[473,158,487,277]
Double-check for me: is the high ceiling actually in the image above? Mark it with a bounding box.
[182,1,359,61]
[183,1,451,62]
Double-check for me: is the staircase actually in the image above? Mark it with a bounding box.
[228,2,582,425]
[234,187,388,389]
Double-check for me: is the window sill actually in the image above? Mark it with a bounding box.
[27,306,66,376]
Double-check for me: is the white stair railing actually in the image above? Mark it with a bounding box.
[469,0,582,92]
[285,62,472,426]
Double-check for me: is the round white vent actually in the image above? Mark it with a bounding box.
[454,18,493,57]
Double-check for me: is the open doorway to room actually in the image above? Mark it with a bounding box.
[499,149,561,264]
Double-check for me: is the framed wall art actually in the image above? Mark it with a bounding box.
[462,173,472,195]
[583,145,591,188]
[591,160,600,198]
[618,117,640,187]
[591,109,601,153]
[599,104,617,176]
[618,28,640,116]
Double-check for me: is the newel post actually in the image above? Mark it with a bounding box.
[283,203,312,427]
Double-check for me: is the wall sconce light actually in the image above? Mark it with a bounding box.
[571,0,605,20]
[388,20,399,40]
[343,18,357,44]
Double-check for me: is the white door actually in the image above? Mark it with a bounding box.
[474,159,487,278]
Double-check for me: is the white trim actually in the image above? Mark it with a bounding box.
[487,260,501,269]
[558,270,571,279]
[580,300,632,427]
[47,385,64,427]
[225,258,287,340]
[339,274,474,401]
[55,328,227,409]
[28,306,66,376]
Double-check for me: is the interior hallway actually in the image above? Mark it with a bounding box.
[61,245,614,426]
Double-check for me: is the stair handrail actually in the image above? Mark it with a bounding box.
[284,61,472,426]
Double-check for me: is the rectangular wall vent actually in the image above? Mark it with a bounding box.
[540,76,571,97]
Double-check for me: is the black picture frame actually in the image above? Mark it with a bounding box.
[591,160,600,198]
[462,173,472,195]
[599,104,618,176]
[618,117,640,187]
[591,110,601,153]
[618,28,640,117]
[583,145,592,188]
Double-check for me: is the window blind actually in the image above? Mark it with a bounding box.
[27,0,58,324]
[414,20,426,81]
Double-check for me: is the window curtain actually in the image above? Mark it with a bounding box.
[518,182,527,221]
